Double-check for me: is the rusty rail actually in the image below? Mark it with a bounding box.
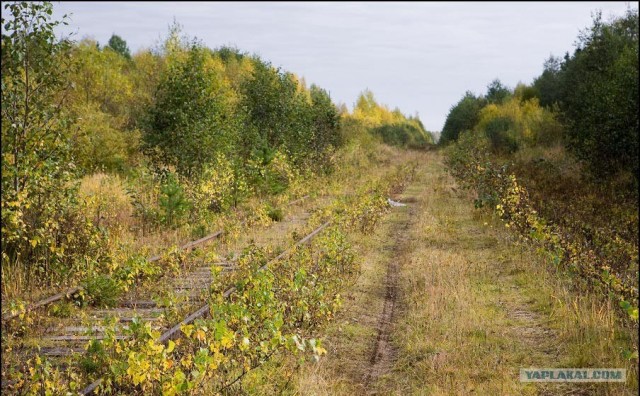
[2,287,83,321]
[1,229,222,323]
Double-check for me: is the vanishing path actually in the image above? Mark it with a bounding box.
[362,173,415,387]
[298,151,635,395]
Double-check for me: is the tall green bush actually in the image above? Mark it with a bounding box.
[559,9,639,179]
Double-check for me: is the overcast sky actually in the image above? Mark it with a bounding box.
[49,1,636,132]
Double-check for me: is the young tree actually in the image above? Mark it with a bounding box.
[485,79,511,105]
[1,1,99,282]
[143,45,232,177]
[439,92,487,145]
[71,38,135,116]
[106,33,131,59]
[2,1,74,196]
[532,55,564,108]
[239,58,297,155]
[309,84,341,157]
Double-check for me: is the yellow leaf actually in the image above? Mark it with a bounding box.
[180,355,192,368]
[220,332,234,349]
[181,324,194,338]
[163,359,174,371]
[134,373,146,385]
[148,339,164,353]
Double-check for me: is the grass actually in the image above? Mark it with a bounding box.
[289,151,637,395]
[294,211,394,395]
[79,172,134,239]
[266,204,285,222]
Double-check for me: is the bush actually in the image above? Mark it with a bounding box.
[440,91,487,144]
[265,204,284,222]
[72,103,140,174]
[475,96,562,153]
[48,301,75,318]
[83,275,121,308]
[158,173,190,228]
[1,1,106,288]
[80,339,107,374]
[246,150,298,196]
[126,166,163,235]
[484,116,519,154]
[559,9,639,179]
[143,45,233,178]
[79,173,133,237]
[190,153,244,215]
[114,254,163,286]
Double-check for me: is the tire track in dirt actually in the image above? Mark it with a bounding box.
[362,194,415,392]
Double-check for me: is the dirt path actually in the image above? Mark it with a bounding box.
[297,151,636,395]
[363,191,412,388]
[296,160,426,395]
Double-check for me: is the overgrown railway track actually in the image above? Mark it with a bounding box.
[1,194,317,393]
[2,159,418,394]
[1,195,313,324]
[80,220,331,394]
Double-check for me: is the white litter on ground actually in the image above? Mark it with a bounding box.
[387,198,407,207]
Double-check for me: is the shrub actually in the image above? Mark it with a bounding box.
[1,1,105,288]
[125,166,163,235]
[48,301,75,318]
[190,153,247,215]
[72,103,140,174]
[484,116,519,154]
[79,173,133,237]
[440,91,487,144]
[476,97,562,153]
[158,173,190,228]
[83,275,121,308]
[265,205,284,222]
[559,9,639,179]
[371,122,433,149]
[80,339,107,374]
[246,150,298,196]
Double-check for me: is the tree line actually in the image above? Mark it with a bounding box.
[1,1,432,289]
[439,8,638,181]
